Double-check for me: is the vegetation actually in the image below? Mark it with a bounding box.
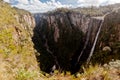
[0,1,40,79]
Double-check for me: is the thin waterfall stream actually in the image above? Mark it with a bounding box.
[87,19,104,64]
[76,20,93,63]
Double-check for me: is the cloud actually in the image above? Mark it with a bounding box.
[106,0,120,4]
[3,0,120,13]
[55,0,78,5]
[77,0,100,6]
[77,0,120,7]
[4,0,72,13]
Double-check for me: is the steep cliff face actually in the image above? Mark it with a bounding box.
[33,11,102,72]
[15,11,35,36]
[0,1,39,79]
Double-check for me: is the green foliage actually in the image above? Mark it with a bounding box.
[16,69,39,80]
[0,2,17,26]
[0,28,16,55]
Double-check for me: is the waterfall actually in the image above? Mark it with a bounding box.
[87,20,104,64]
[76,20,93,63]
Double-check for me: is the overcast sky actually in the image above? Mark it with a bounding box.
[3,0,120,13]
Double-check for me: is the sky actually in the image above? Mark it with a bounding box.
[3,0,120,13]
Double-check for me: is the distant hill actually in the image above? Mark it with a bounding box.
[44,3,120,17]
[73,3,120,16]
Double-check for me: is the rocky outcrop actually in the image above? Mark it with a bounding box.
[14,9,35,36]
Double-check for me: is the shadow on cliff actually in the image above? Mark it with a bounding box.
[32,18,55,73]
[32,13,89,74]
[32,11,106,74]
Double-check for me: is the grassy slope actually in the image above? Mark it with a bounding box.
[48,60,120,80]
[0,1,43,80]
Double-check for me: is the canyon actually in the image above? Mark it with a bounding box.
[33,7,120,73]
[0,1,120,79]
[0,0,120,76]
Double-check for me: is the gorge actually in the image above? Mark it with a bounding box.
[0,1,120,79]
[33,7,120,73]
